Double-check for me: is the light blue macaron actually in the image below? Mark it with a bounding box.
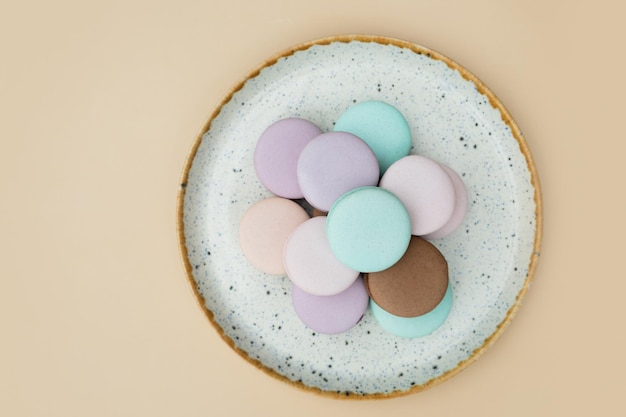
[370,283,453,338]
[326,186,411,273]
[334,101,412,173]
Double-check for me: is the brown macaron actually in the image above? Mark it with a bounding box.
[312,207,327,217]
[364,236,448,318]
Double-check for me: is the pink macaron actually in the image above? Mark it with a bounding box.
[239,197,309,275]
[379,155,456,236]
[284,216,360,296]
[422,164,468,239]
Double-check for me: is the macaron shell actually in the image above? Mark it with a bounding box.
[283,217,360,296]
[326,186,411,273]
[333,101,411,173]
[370,283,453,339]
[297,132,379,212]
[364,236,448,317]
[254,118,322,198]
[238,197,309,275]
[311,207,327,218]
[291,277,369,335]
[379,155,456,236]
[422,164,468,239]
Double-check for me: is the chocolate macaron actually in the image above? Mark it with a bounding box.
[364,236,449,318]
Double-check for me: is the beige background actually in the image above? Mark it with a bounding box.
[2,0,624,416]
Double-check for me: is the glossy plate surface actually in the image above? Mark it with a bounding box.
[178,35,542,398]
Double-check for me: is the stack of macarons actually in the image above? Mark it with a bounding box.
[238,101,467,338]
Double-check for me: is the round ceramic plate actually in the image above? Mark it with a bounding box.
[177,35,542,398]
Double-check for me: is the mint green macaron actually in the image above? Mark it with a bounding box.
[333,101,412,173]
[326,186,411,273]
[370,283,453,338]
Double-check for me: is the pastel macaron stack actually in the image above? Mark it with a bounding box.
[238,101,468,337]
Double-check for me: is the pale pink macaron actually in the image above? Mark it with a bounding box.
[283,216,360,296]
[239,197,309,275]
[422,164,468,239]
[379,155,456,236]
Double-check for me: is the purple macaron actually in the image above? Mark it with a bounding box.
[291,277,369,334]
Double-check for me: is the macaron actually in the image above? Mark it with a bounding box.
[370,283,453,339]
[283,216,360,296]
[379,155,456,236]
[333,101,411,173]
[297,131,379,212]
[291,277,369,334]
[364,236,449,318]
[422,164,468,239]
[311,207,327,218]
[238,197,309,275]
[254,118,322,198]
[326,186,411,273]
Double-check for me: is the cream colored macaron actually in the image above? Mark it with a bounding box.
[238,197,309,275]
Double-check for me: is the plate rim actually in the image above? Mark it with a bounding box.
[176,34,543,399]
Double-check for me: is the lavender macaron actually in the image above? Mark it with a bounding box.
[291,277,369,334]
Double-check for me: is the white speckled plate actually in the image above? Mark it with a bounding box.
[177,35,542,399]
